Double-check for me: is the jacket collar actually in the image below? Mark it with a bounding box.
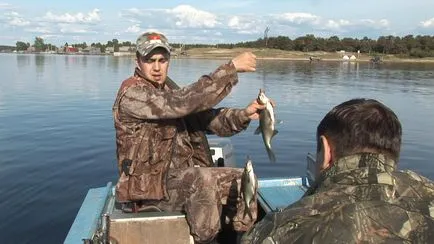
[317,153,397,189]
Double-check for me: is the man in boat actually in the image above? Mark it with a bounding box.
[242,98,434,243]
[113,31,263,243]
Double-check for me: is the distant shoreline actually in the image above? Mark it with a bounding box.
[177,48,434,63]
[4,48,434,63]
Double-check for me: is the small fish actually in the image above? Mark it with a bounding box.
[241,156,256,219]
[254,89,278,163]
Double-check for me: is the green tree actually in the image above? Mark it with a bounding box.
[326,36,341,52]
[34,37,45,51]
[16,41,29,51]
[112,39,119,52]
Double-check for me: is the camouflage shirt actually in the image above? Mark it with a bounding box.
[242,153,434,243]
[113,62,251,202]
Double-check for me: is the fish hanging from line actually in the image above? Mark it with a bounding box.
[254,89,278,163]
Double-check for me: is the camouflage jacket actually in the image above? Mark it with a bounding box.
[242,153,434,243]
[113,62,250,202]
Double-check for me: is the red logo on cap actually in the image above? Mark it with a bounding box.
[148,35,161,40]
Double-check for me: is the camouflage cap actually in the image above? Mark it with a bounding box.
[136,32,171,57]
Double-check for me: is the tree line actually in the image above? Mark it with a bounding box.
[178,34,434,58]
[15,34,434,58]
[15,37,132,53]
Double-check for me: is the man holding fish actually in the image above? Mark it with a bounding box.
[112,31,275,243]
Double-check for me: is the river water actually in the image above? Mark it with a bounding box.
[0,54,433,243]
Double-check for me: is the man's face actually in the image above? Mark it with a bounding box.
[137,49,170,84]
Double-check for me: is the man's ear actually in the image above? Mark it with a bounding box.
[135,58,140,69]
[318,135,332,171]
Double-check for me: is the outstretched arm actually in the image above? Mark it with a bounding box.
[190,99,265,137]
[120,52,257,120]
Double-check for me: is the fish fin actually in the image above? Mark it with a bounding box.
[266,147,276,163]
[254,126,261,135]
[272,130,279,138]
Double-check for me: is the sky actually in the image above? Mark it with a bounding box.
[1,0,434,46]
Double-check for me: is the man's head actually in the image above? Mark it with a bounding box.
[135,32,171,84]
[315,98,402,175]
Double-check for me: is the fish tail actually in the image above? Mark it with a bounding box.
[244,202,253,220]
[266,147,276,163]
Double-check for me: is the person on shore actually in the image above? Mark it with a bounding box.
[112,31,264,243]
[242,98,434,243]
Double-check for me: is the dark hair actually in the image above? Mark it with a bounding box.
[317,98,402,161]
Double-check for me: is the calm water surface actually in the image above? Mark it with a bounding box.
[0,54,434,243]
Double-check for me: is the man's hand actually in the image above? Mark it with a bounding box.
[232,52,256,72]
[244,99,265,120]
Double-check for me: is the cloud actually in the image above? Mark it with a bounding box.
[227,15,263,34]
[360,18,390,28]
[116,7,394,43]
[226,14,270,36]
[325,19,351,30]
[42,9,101,24]
[58,24,97,34]
[271,12,390,34]
[119,5,220,29]
[320,18,390,33]
[168,5,219,28]
[274,12,320,25]
[0,3,13,9]
[420,17,434,28]
[24,26,52,33]
[125,24,141,33]
[118,8,149,24]
[3,11,30,26]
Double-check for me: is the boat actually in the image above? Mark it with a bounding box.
[64,138,315,244]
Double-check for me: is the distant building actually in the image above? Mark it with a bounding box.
[83,46,101,55]
[118,46,134,52]
[65,46,78,53]
[105,46,115,54]
[27,46,36,52]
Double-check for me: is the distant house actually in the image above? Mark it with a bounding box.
[83,46,101,55]
[105,46,115,54]
[119,46,133,52]
[65,46,78,53]
[113,45,135,56]
[26,46,36,52]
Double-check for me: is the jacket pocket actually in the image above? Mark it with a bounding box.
[128,162,166,201]
[148,126,176,165]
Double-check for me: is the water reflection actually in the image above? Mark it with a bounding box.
[16,54,31,68]
[34,55,45,74]
[110,56,120,71]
